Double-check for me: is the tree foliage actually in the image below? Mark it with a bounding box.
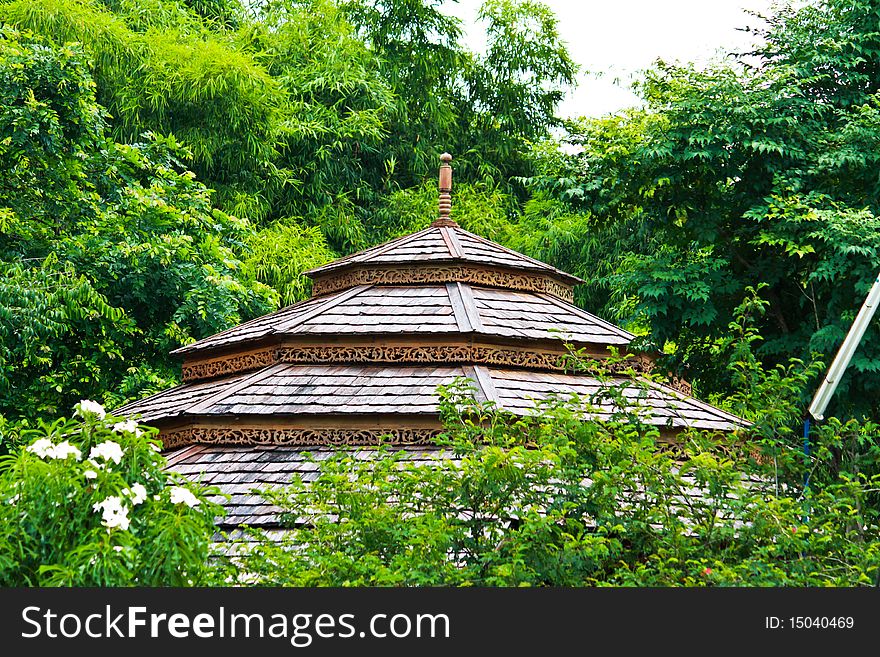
[2,0,880,587]
[344,0,576,188]
[0,27,275,421]
[230,345,880,586]
[4,0,575,252]
[526,0,880,416]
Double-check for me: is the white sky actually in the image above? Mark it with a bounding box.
[443,0,776,118]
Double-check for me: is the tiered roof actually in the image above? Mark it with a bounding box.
[118,154,748,527]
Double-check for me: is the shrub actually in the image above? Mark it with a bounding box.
[0,401,222,586]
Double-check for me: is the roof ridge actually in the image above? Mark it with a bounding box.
[446,282,473,332]
[470,365,501,404]
[536,293,635,341]
[438,226,463,258]
[274,284,371,332]
[187,363,283,415]
[454,226,584,282]
[457,282,483,331]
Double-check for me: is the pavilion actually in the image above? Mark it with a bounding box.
[119,154,747,528]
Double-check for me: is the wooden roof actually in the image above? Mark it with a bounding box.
[171,283,633,357]
[120,162,749,450]
[304,224,584,286]
[119,363,744,431]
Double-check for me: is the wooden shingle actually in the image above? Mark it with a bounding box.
[122,364,745,431]
[120,209,750,461]
[173,283,632,359]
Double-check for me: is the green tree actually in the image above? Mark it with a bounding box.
[526,0,880,416]
[0,27,276,421]
[344,0,577,187]
[242,220,335,306]
[5,0,577,256]
[2,0,288,220]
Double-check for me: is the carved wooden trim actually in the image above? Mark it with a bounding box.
[311,265,574,301]
[666,377,693,396]
[182,348,275,382]
[162,426,440,450]
[280,344,572,370]
[177,341,695,395]
[183,344,573,382]
[561,354,692,396]
[590,354,656,377]
[597,359,691,396]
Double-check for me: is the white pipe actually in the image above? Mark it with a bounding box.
[808,272,880,420]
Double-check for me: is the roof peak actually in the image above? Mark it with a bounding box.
[302,151,584,296]
[304,222,584,293]
[435,151,457,227]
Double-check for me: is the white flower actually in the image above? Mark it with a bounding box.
[168,486,200,508]
[26,438,56,459]
[113,420,142,437]
[84,469,98,480]
[88,441,124,465]
[123,483,147,506]
[76,400,106,419]
[7,494,19,505]
[113,545,124,553]
[149,443,161,453]
[92,496,130,531]
[52,441,81,461]
[26,438,81,461]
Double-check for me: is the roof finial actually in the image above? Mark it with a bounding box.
[432,152,457,227]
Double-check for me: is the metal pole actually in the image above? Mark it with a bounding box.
[807,272,880,421]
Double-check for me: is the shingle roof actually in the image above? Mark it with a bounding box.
[304,224,584,285]
[115,372,251,421]
[172,283,632,356]
[122,201,749,444]
[166,444,768,529]
[166,445,455,527]
[120,363,745,431]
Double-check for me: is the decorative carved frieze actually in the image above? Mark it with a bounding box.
[177,341,696,398]
[182,344,575,382]
[182,348,275,382]
[163,426,440,450]
[603,354,655,377]
[277,344,569,371]
[311,265,574,301]
[565,354,692,396]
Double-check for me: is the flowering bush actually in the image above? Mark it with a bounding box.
[0,401,223,586]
